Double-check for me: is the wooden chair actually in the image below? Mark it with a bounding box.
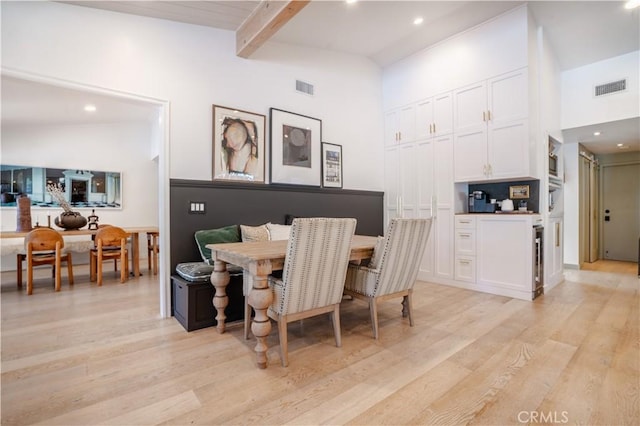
[147,231,159,275]
[344,218,432,339]
[90,225,129,285]
[267,217,357,367]
[24,228,74,295]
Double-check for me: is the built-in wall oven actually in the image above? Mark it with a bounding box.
[532,225,544,299]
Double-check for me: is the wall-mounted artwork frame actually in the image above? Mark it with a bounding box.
[0,165,122,208]
[269,108,321,186]
[321,142,343,188]
[509,184,530,199]
[212,104,266,183]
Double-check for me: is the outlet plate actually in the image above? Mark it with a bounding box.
[189,201,206,214]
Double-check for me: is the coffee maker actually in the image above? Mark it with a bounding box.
[468,190,496,213]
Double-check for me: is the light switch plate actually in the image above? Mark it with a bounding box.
[189,201,206,214]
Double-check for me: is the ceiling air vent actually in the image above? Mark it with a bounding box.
[594,79,626,97]
[296,80,314,96]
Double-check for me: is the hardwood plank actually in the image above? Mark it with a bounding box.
[1,261,637,426]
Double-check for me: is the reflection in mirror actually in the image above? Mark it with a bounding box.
[0,165,121,208]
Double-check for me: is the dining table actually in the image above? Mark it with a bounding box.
[207,234,378,369]
[0,226,159,278]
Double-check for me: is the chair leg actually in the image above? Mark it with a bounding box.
[244,296,252,340]
[27,255,34,296]
[120,251,127,283]
[278,317,289,367]
[54,253,62,292]
[332,304,342,347]
[405,292,414,327]
[97,252,103,286]
[66,253,74,286]
[369,298,379,340]
[16,254,23,289]
[90,252,96,282]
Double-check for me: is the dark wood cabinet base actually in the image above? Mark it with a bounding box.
[171,274,244,332]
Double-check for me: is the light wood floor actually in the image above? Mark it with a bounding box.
[1,260,638,425]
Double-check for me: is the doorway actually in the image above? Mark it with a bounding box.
[579,152,599,266]
[71,179,87,203]
[601,162,640,262]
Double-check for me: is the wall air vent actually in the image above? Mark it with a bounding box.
[295,80,314,96]
[594,79,626,97]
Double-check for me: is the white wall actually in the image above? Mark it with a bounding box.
[1,1,384,192]
[382,5,528,109]
[562,51,640,129]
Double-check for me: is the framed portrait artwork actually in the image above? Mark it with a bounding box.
[269,108,322,186]
[321,143,343,188]
[212,105,266,183]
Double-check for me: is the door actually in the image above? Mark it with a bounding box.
[602,163,640,262]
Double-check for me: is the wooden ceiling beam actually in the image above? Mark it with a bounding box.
[236,0,310,58]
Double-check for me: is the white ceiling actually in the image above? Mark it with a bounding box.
[3,0,639,154]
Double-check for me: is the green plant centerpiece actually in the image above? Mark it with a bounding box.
[47,183,88,230]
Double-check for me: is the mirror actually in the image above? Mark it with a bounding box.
[1,165,122,209]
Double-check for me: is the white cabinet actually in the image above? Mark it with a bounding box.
[476,215,539,299]
[384,105,416,145]
[416,92,453,140]
[455,216,476,283]
[454,68,531,182]
[385,135,453,281]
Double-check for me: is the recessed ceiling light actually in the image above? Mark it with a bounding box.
[84,104,96,112]
[345,0,358,4]
[624,0,640,10]
[413,17,424,25]
[617,143,624,147]
[593,131,601,136]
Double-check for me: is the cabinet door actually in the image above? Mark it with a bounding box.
[488,68,528,126]
[454,128,487,182]
[477,217,532,291]
[384,110,399,146]
[488,120,529,179]
[454,81,486,134]
[384,146,400,225]
[455,256,476,282]
[415,98,434,140]
[434,134,453,207]
[433,92,453,136]
[398,105,415,143]
[455,229,476,255]
[416,140,434,218]
[399,143,417,218]
[434,207,454,280]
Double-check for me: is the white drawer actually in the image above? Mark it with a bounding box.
[455,229,476,255]
[455,216,476,229]
[455,256,476,282]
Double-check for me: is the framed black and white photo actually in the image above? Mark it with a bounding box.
[321,143,343,188]
[269,108,321,186]
[212,105,265,183]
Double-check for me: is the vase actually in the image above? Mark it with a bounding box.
[54,211,88,230]
[16,195,33,232]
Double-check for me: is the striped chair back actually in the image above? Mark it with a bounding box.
[374,218,432,296]
[275,217,357,316]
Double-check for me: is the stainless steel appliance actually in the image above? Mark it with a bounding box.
[532,225,544,299]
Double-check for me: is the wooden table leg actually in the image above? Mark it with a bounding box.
[248,260,273,369]
[210,260,230,334]
[131,233,140,277]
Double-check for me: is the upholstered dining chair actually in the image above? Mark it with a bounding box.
[267,217,357,367]
[90,225,129,285]
[24,227,74,295]
[344,218,432,339]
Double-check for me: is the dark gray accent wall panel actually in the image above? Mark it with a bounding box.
[170,180,384,271]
